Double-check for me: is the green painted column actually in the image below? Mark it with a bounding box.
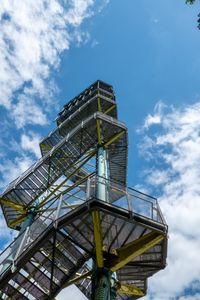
[94,146,117,300]
[92,268,117,300]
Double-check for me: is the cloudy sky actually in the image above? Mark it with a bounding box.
[0,0,200,299]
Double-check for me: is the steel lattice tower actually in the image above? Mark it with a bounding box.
[0,80,168,300]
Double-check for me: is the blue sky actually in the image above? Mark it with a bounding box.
[0,1,200,299]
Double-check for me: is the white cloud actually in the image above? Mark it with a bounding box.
[146,169,170,186]
[0,1,110,299]
[0,0,97,127]
[57,285,87,300]
[0,211,16,246]
[20,131,41,158]
[143,101,165,129]
[139,101,200,299]
[12,94,48,128]
[179,296,200,300]
[0,155,34,189]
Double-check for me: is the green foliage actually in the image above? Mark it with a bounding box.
[186,0,196,4]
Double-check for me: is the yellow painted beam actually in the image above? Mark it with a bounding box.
[38,150,96,208]
[104,104,116,115]
[0,197,26,213]
[118,283,145,297]
[5,129,125,227]
[40,129,125,209]
[111,231,164,272]
[104,130,125,148]
[39,170,95,210]
[62,270,92,289]
[97,97,102,112]
[110,186,126,195]
[40,144,52,150]
[92,210,104,268]
[9,214,27,228]
[40,128,125,209]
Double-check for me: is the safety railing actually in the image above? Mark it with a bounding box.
[85,174,165,223]
[0,173,165,281]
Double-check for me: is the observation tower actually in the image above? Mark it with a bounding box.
[0,80,168,300]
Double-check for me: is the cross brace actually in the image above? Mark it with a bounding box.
[111,231,164,272]
[0,198,26,213]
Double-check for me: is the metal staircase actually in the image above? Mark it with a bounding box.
[0,80,168,300]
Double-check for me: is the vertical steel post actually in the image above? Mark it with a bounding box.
[92,268,117,300]
[93,146,117,300]
[0,209,35,277]
[86,176,91,200]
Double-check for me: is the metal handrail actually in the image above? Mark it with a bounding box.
[0,173,166,277]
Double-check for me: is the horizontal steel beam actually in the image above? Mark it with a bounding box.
[62,270,92,289]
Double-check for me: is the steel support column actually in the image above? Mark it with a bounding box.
[93,143,117,300]
[97,146,108,203]
[92,268,117,300]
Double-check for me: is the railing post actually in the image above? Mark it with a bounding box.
[127,189,132,212]
[54,194,63,229]
[0,208,35,281]
[11,226,30,272]
[86,176,91,200]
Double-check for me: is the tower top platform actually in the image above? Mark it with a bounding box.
[56,80,115,126]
